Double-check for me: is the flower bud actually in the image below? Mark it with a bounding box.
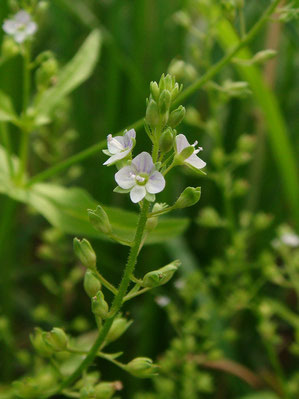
[73,238,96,270]
[252,49,277,64]
[164,74,174,91]
[12,378,40,398]
[30,328,53,357]
[1,36,19,59]
[80,386,95,399]
[126,357,159,378]
[170,82,181,101]
[145,99,160,128]
[150,81,160,102]
[84,270,102,298]
[88,205,112,235]
[174,186,201,209]
[106,317,132,343]
[92,291,109,318]
[94,381,122,399]
[197,207,225,228]
[42,327,68,352]
[142,260,180,288]
[159,128,174,153]
[36,58,58,91]
[158,89,171,114]
[168,105,186,128]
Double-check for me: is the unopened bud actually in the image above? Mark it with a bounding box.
[164,74,174,91]
[84,270,102,298]
[80,386,95,399]
[88,205,112,235]
[126,357,159,378]
[92,291,109,318]
[36,58,58,91]
[174,186,201,209]
[168,105,186,128]
[73,238,96,270]
[158,89,171,114]
[12,378,39,398]
[159,128,174,153]
[30,328,53,357]
[170,82,181,101]
[42,327,68,352]
[253,49,277,64]
[145,99,160,128]
[150,81,160,102]
[1,36,19,59]
[197,207,225,228]
[94,381,122,399]
[142,260,180,288]
[106,317,132,343]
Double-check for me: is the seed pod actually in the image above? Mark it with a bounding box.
[174,187,201,209]
[142,260,181,288]
[91,291,109,319]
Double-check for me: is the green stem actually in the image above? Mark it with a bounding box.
[94,270,118,295]
[46,201,150,396]
[123,287,151,302]
[25,0,279,186]
[0,122,14,177]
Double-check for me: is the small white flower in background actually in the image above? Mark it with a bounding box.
[175,133,206,170]
[2,10,37,44]
[103,129,136,166]
[115,152,165,203]
[174,278,185,290]
[281,233,299,248]
[155,296,170,307]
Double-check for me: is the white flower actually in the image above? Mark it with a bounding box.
[155,296,170,307]
[3,10,37,44]
[281,233,299,248]
[175,133,206,170]
[115,152,165,203]
[103,129,136,166]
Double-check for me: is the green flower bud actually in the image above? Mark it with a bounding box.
[88,205,112,235]
[158,89,171,114]
[12,378,40,398]
[94,382,122,399]
[197,207,225,228]
[30,328,53,357]
[159,128,174,153]
[150,81,160,102]
[164,74,174,91]
[1,36,19,59]
[126,357,159,378]
[73,238,96,270]
[252,49,277,64]
[142,260,180,288]
[80,385,95,399]
[170,82,181,101]
[84,270,102,298]
[106,317,132,343]
[36,58,58,91]
[92,291,109,318]
[145,99,160,129]
[168,105,186,128]
[42,327,68,352]
[174,187,201,209]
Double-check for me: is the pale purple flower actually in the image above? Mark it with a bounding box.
[3,11,37,43]
[115,152,165,203]
[175,133,206,170]
[103,129,136,166]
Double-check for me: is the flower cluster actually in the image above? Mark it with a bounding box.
[2,10,37,44]
[103,74,206,205]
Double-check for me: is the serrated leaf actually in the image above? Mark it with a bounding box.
[0,90,18,122]
[34,29,101,125]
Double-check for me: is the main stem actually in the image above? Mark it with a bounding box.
[49,200,150,396]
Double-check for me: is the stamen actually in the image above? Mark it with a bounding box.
[136,175,145,183]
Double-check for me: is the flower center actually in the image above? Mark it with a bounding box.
[130,172,148,186]
[192,140,203,155]
[107,135,124,151]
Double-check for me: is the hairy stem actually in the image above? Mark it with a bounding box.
[45,200,150,397]
[25,0,280,186]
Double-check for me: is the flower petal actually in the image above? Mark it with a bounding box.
[115,166,136,189]
[130,185,146,203]
[107,135,125,154]
[14,31,27,43]
[15,11,31,24]
[132,152,154,174]
[25,21,37,35]
[175,134,190,153]
[103,148,131,166]
[185,154,206,170]
[146,171,165,194]
[123,129,136,147]
[3,20,17,34]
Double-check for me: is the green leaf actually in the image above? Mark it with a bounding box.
[34,29,102,125]
[238,392,279,399]
[0,90,18,123]
[0,148,189,245]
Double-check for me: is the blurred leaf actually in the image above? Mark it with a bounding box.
[0,147,189,244]
[0,90,18,123]
[34,29,102,125]
[216,18,299,228]
[238,392,279,399]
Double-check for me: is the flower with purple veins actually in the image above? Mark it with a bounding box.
[175,133,206,170]
[3,10,37,44]
[115,152,165,203]
[103,129,136,166]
